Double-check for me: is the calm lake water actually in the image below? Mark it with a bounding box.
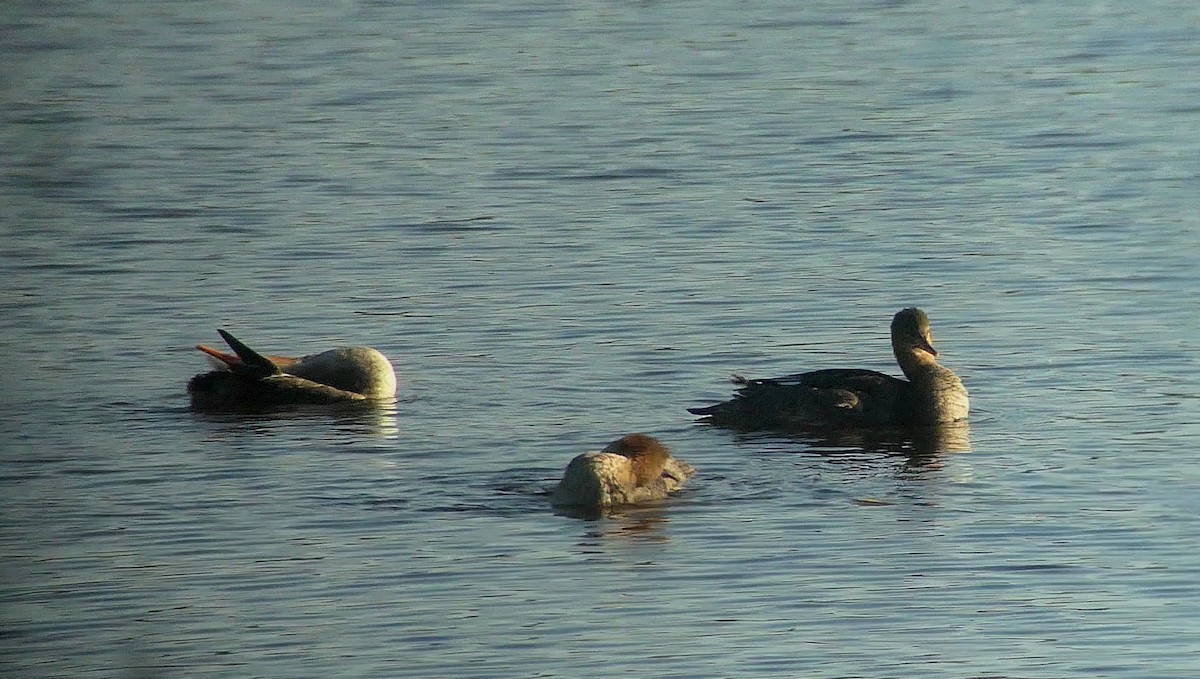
[3,1,1200,677]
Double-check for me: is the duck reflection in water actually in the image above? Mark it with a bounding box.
[551,434,695,516]
[572,509,676,542]
[689,308,969,429]
[731,421,971,471]
[188,329,397,410]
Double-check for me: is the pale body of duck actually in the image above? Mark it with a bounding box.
[688,308,968,429]
[188,329,397,408]
[551,434,695,507]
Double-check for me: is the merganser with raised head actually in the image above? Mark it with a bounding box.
[688,308,968,429]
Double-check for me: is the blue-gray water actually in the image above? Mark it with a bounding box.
[3,1,1200,677]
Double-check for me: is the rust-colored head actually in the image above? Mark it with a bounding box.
[602,433,673,488]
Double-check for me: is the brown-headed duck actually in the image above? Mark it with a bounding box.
[688,308,968,429]
[551,433,695,507]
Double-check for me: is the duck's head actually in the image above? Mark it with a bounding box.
[891,307,937,359]
[602,433,674,487]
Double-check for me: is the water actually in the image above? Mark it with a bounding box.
[3,1,1200,677]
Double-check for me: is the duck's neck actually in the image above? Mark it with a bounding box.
[894,345,942,382]
[894,346,970,422]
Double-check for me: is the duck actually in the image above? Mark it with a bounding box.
[688,308,968,429]
[551,433,695,507]
[187,329,397,408]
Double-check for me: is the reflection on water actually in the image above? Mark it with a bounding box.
[719,421,971,457]
[553,500,682,527]
[190,400,402,439]
[789,421,971,456]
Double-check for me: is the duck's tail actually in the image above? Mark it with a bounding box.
[687,374,751,416]
[217,329,282,377]
[686,403,721,416]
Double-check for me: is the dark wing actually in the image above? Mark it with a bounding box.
[688,369,911,429]
[217,329,282,378]
[187,371,368,410]
[759,368,903,391]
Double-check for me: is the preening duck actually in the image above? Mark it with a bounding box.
[188,329,397,408]
[551,433,695,507]
[688,308,968,429]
